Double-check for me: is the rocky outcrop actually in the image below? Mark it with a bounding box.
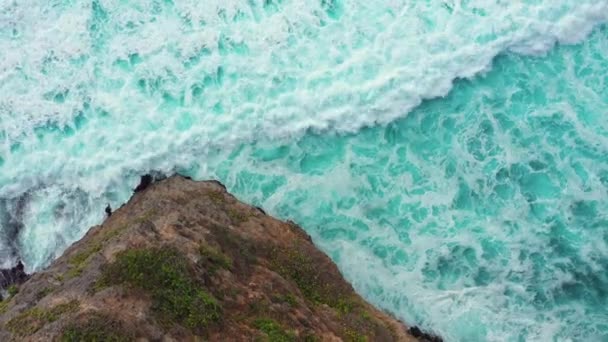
[0,261,29,295]
[0,175,419,341]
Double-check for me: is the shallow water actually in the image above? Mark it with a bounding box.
[1,1,608,340]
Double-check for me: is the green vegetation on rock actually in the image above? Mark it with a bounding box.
[272,293,298,307]
[268,244,390,341]
[226,207,249,224]
[269,245,354,313]
[5,300,79,336]
[0,300,9,315]
[35,286,55,300]
[254,318,295,342]
[61,313,133,342]
[7,285,18,297]
[206,190,249,224]
[344,328,368,342]
[67,225,126,278]
[207,190,226,204]
[67,245,101,278]
[98,247,221,331]
[199,244,233,273]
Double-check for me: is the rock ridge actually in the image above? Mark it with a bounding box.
[0,175,423,341]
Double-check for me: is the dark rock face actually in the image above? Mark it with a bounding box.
[0,176,420,341]
[208,179,227,191]
[409,326,444,342]
[133,174,154,193]
[254,206,266,215]
[0,261,29,297]
[0,193,32,281]
[133,172,168,193]
[0,194,29,264]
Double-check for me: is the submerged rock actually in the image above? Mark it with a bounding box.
[0,175,420,341]
[133,171,167,193]
[0,194,30,270]
[0,261,29,298]
[409,326,443,342]
[133,174,153,192]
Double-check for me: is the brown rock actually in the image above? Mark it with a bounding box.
[0,175,419,341]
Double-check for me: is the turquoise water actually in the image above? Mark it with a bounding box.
[1,1,608,340]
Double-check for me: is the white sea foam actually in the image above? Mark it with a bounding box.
[1,1,607,140]
[1,1,608,340]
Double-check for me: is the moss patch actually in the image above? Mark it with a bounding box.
[0,300,10,315]
[226,207,249,224]
[253,318,295,342]
[61,313,134,342]
[207,190,226,204]
[267,245,388,340]
[7,285,18,297]
[302,334,320,342]
[98,247,221,332]
[269,245,353,311]
[206,224,258,275]
[131,209,158,225]
[199,244,233,273]
[272,293,298,307]
[5,300,79,336]
[67,225,127,278]
[35,287,55,301]
[344,328,368,342]
[206,190,249,224]
[67,245,102,278]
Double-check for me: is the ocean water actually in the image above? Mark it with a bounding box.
[1,0,608,340]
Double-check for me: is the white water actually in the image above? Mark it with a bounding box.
[1,1,608,340]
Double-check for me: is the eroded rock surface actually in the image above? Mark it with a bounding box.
[0,175,418,341]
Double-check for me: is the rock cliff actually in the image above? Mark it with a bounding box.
[0,175,419,341]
